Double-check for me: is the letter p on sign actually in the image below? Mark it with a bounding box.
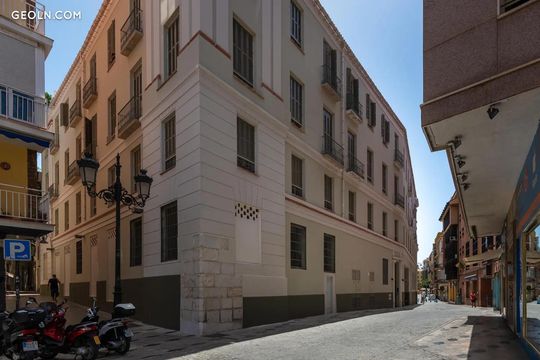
[4,239,31,261]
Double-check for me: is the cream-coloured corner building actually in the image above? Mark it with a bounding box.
[41,0,418,334]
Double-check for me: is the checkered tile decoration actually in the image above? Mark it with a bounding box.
[90,235,98,247]
[235,203,259,221]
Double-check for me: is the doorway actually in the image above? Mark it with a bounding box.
[324,274,335,314]
[394,262,400,307]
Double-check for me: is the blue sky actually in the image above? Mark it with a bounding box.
[41,0,454,263]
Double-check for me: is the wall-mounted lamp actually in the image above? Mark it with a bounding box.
[463,183,470,191]
[457,172,469,182]
[448,135,462,149]
[487,105,500,120]
[454,155,466,168]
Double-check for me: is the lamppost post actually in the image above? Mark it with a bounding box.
[113,153,122,305]
[78,152,152,307]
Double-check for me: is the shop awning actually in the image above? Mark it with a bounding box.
[462,248,503,265]
[0,129,50,148]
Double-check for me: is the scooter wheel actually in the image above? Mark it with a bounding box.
[115,334,131,355]
[77,336,99,360]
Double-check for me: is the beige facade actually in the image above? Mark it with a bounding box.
[42,0,417,334]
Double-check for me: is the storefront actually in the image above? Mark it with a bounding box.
[506,123,540,357]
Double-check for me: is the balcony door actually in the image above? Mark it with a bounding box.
[323,109,333,137]
[131,63,142,117]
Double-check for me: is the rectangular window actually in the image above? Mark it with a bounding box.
[237,118,255,173]
[394,219,399,241]
[64,150,69,179]
[291,155,303,197]
[76,240,83,274]
[324,175,333,211]
[64,201,69,231]
[500,0,530,13]
[290,76,303,127]
[12,91,34,123]
[108,92,116,141]
[348,131,356,171]
[473,238,478,255]
[165,14,179,78]
[0,86,6,116]
[348,191,356,222]
[108,165,115,188]
[90,195,96,217]
[466,241,470,257]
[233,19,254,86]
[367,202,373,230]
[382,212,387,237]
[382,163,387,194]
[54,208,59,235]
[76,135,82,160]
[382,258,389,285]
[367,149,374,183]
[107,20,116,66]
[324,233,335,273]
[130,217,142,267]
[76,192,82,225]
[290,1,302,46]
[163,115,176,171]
[131,146,141,192]
[161,201,178,262]
[290,223,306,269]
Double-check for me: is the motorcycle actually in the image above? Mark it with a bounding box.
[81,298,135,355]
[0,297,47,360]
[37,299,100,360]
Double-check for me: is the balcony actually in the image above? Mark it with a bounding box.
[118,95,141,139]
[49,133,60,155]
[48,184,58,201]
[394,148,404,168]
[0,85,45,128]
[0,0,46,35]
[0,184,47,222]
[69,98,82,127]
[346,94,362,122]
[121,7,143,56]
[321,134,344,165]
[83,77,97,108]
[395,193,405,208]
[347,155,365,179]
[321,64,342,100]
[64,161,80,186]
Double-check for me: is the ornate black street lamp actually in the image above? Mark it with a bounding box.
[78,153,152,305]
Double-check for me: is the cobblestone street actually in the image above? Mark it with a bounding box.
[8,296,524,360]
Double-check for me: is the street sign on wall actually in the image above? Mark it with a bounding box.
[3,239,32,261]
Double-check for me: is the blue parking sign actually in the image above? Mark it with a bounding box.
[4,239,32,261]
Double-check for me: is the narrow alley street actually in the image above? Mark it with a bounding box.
[11,296,524,360]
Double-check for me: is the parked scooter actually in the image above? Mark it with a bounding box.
[81,298,135,355]
[0,298,47,360]
[37,299,100,360]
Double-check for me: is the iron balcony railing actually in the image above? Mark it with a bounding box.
[0,183,47,222]
[321,134,344,165]
[346,93,363,119]
[48,184,58,200]
[321,64,342,98]
[347,155,365,178]
[69,98,82,126]
[83,76,97,108]
[121,7,143,55]
[0,0,46,35]
[65,161,80,185]
[395,193,405,208]
[394,148,405,168]
[118,95,142,139]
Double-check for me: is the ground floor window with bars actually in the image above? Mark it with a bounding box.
[161,201,178,262]
[324,233,335,273]
[76,240,83,274]
[237,118,255,173]
[290,223,306,269]
[130,217,142,266]
[291,155,303,197]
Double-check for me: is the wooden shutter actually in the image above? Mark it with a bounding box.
[381,115,385,138]
[385,119,390,144]
[60,103,69,126]
[366,94,371,120]
[91,115,97,156]
[371,102,377,127]
[84,118,92,154]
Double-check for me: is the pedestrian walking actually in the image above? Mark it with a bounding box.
[48,274,60,302]
[470,290,477,308]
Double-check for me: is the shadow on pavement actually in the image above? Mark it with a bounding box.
[465,315,528,359]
